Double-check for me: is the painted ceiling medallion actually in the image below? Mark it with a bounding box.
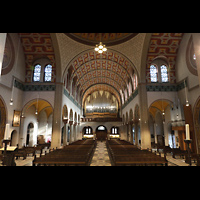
[65,33,139,46]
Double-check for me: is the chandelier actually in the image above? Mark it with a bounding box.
[94,42,107,53]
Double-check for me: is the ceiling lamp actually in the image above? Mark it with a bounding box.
[94,42,107,53]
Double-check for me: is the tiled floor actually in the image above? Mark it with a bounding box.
[90,141,111,166]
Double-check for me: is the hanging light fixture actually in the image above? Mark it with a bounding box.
[94,33,107,53]
[95,42,107,53]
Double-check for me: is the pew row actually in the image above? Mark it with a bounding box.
[106,139,168,166]
[32,139,96,166]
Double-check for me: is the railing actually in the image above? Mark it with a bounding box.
[81,117,122,122]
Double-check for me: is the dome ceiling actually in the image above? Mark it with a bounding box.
[65,33,139,46]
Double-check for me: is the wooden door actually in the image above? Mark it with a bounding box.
[96,131,107,140]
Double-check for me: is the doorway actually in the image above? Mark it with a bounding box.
[26,123,34,146]
[96,125,107,141]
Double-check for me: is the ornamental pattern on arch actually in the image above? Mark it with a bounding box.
[146,33,184,83]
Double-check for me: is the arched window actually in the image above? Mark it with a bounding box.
[111,127,118,134]
[44,64,52,82]
[150,65,158,82]
[160,65,169,82]
[33,64,41,82]
[124,89,128,101]
[128,82,132,96]
[84,127,92,134]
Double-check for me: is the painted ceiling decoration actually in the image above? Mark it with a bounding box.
[65,33,139,46]
[146,33,184,83]
[18,33,56,83]
[65,49,137,102]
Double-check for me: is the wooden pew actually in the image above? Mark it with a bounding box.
[33,139,96,166]
[107,140,168,166]
[171,147,187,159]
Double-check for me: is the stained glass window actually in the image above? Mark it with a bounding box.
[44,64,52,82]
[161,65,168,82]
[150,65,158,82]
[33,64,41,82]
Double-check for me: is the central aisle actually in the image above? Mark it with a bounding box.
[90,141,112,166]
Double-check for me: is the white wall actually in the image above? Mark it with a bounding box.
[0,33,26,142]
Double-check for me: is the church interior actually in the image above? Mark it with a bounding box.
[1,33,200,166]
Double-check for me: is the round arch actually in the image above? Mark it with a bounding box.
[96,125,107,141]
[62,48,139,99]
[21,98,53,147]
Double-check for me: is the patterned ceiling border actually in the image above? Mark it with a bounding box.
[65,33,139,46]
[19,33,56,83]
[146,33,184,84]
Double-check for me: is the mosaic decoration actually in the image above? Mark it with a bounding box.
[146,33,184,83]
[19,33,56,83]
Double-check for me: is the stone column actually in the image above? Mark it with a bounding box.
[69,121,73,143]
[19,116,25,148]
[73,122,77,141]
[63,119,68,146]
[134,121,139,146]
[126,123,129,141]
[138,83,151,149]
[51,83,63,149]
[129,121,133,144]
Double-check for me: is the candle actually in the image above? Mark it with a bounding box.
[185,124,190,140]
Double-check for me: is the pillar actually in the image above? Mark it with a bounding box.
[134,122,139,146]
[126,123,129,141]
[73,123,77,141]
[164,122,169,146]
[0,33,7,76]
[129,122,133,144]
[69,121,73,143]
[63,119,68,146]
[138,83,151,149]
[51,83,63,149]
